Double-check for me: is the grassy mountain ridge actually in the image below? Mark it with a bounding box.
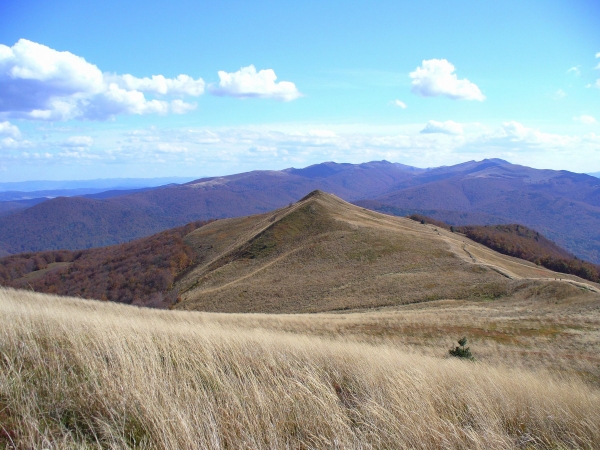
[2,190,598,311]
[174,191,599,313]
[1,159,599,265]
[407,214,600,283]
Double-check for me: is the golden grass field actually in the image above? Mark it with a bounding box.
[2,287,600,449]
[2,191,600,449]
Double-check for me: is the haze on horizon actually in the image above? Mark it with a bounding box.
[0,0,599,182]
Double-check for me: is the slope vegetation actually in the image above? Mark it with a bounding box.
[2,191,598,312]
[2,288,600,448]
[357,159,600,263]
[0,221,209,308]
[407,215,600,283]
[174,191,599,313]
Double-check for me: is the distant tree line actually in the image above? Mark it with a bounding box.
[408,214,600,283]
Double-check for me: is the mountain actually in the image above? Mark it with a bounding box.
[1,159,599,264]
[406,215,600,282]
[0,161,418,254]
[355,159,600,263]
[2,191,597,311]
[0,176,198,192]
[0,186,163,218]
[589,172,600,178]
[174,191,598,313]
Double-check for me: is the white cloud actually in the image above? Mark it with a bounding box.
[170,99,197,114]
[61,136,93,147]
[208,65,301,101]
[409,59,485,101]
[469,121,578,150]
[156,143,188,153]
[567,66,580,76]
[0,39,204,121]
[307,129,337,138]
[109,73,205,96]
[596,52,600,58]
[0,121,21,138]
[392,100,407,109]
[5,120,599,175]
[553,89,566,100]
[420,120,463,135]
[574,115,597,125]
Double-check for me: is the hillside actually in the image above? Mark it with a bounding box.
[0,161,416,254]
[2,286,600,448]
[173,191,598,313]
[1,159,599,266]
[355,159,600,263]
[2,190,598,311]
[0,221,209,308]
[406,215,600,283]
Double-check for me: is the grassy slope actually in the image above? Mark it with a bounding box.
[1,288,599,449]
[176,191,599,313]
[0,162,414,255]
[1,191,598,312]
[407,214,600,283]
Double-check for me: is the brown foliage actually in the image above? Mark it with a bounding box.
[0,220,210,307]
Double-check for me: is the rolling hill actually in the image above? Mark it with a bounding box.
[1,159,599,265]
[4,190,597,311]
[355,159,600,263]
[0,161,418,254]
[173,191,599,313]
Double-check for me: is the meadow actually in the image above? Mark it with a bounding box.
[2,287,599,449]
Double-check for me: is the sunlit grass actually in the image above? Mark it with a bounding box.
[2,288,599,449]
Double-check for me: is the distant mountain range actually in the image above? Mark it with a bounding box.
[355,159,600,263]
[0,159,599,264]
[0,176,198,216]
[589,172,600,178]
[0,176,198,193]
[3,191,596,310]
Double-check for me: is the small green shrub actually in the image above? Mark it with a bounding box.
[449,337,474,360]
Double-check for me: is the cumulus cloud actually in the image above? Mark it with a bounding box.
[209,65,301,101]
[0,39,204,121]
[108,73,205,96]
[392,100,407,109]
[574,115,597,125]
[170,99,197,114]
[420,120,463,135]
[567,66,580,76]
[409,59,485,101]
[0,121,21,138]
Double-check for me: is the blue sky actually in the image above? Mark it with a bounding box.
[0,0,599,181]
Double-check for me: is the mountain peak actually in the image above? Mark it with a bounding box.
[298,189,329,201]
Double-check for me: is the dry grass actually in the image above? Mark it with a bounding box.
[175,191,599,314]
[2,288,600,449]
